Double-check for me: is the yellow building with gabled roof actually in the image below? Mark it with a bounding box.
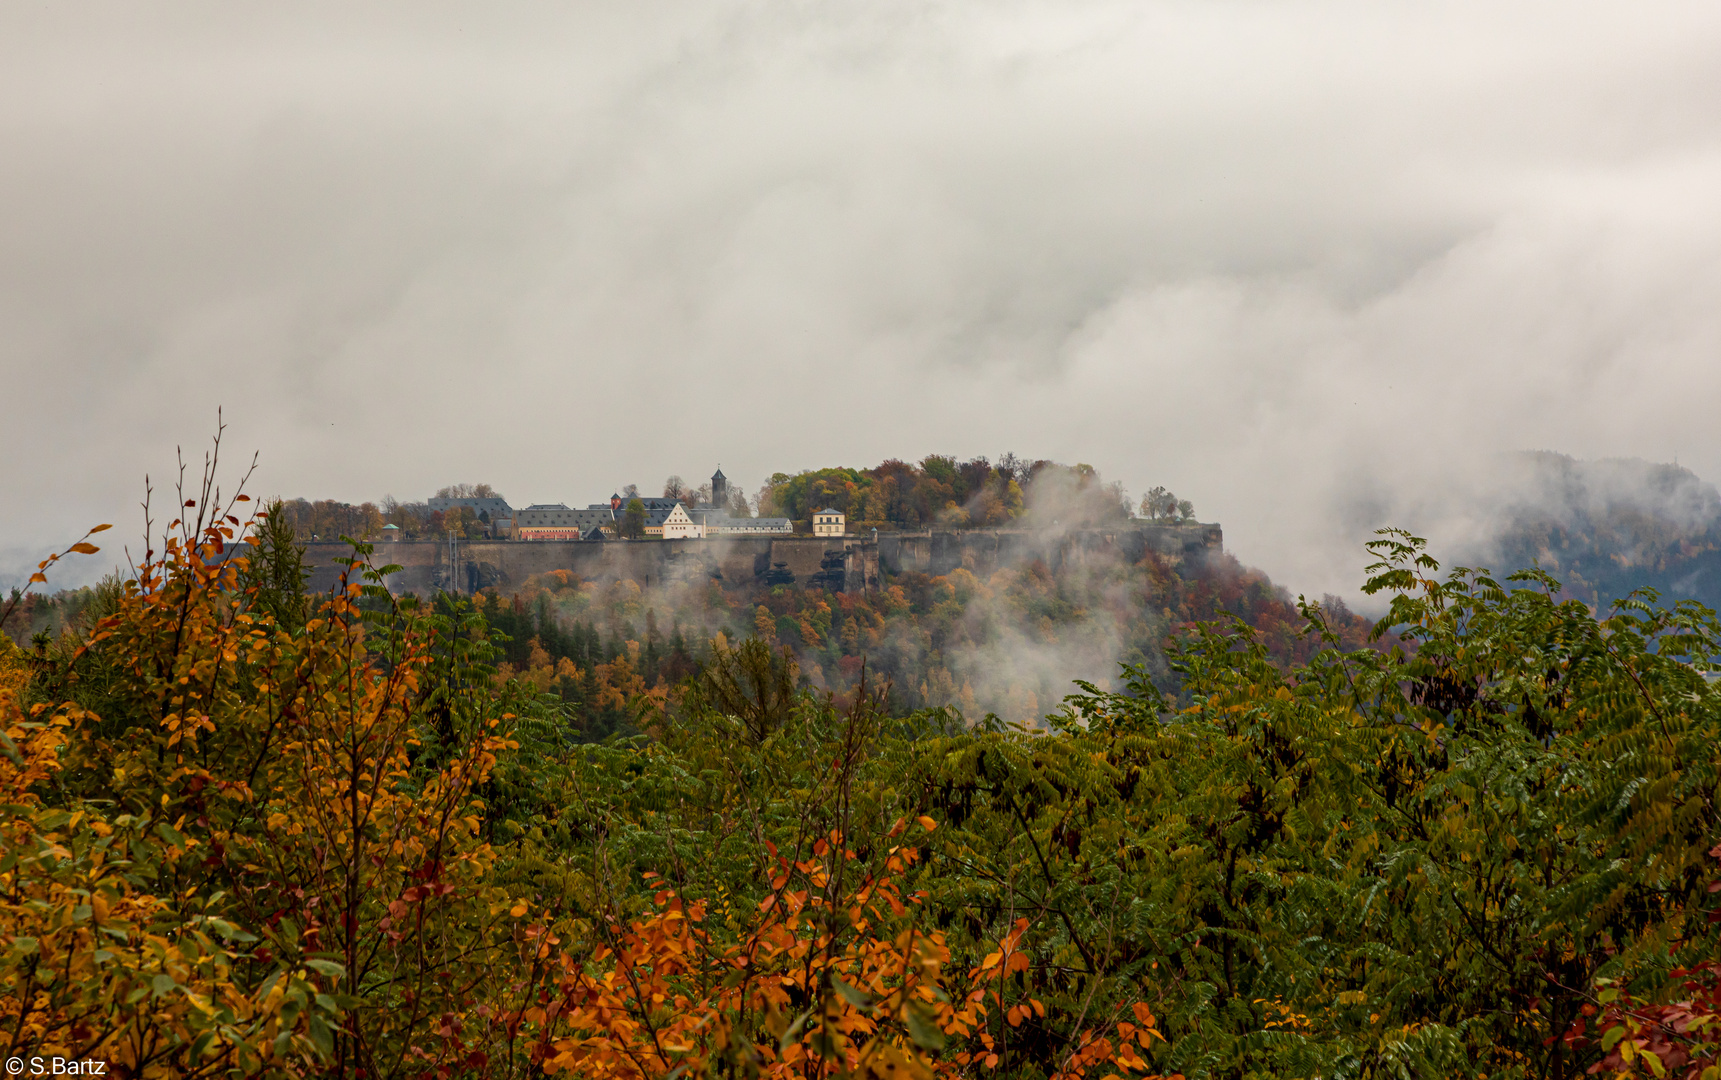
[813,508,846,537]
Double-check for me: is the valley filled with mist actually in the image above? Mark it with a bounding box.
[11,448,1717,734]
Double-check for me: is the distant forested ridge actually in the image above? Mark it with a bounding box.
[18,452,1721,731]
[264,454,1199,542]
[121,456,1235,732]
[1477,451,1721,612]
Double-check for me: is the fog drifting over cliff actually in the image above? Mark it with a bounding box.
[4,2,1721,601]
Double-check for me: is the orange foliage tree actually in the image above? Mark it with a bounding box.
[1,429,522,1078]
[477,815,1177,1080]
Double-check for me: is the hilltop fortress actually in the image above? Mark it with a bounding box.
[301,522,1224,598]
[437,468,793,542]
[313,464,1224,597]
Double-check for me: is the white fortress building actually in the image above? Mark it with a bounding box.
[813,508,847,537]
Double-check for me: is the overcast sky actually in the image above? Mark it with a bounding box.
[4,1,1720,599]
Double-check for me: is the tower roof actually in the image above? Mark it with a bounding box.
[712,467,726,481]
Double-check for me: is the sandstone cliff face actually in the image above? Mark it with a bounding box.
[299,524,1222,599]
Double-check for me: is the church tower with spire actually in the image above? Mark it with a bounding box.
[710,467,728,510]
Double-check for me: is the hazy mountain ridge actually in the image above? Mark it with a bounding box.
[1467,451,1721,610]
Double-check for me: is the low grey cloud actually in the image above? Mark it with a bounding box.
[4,0,1720,602]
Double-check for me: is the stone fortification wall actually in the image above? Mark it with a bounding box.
[299,523,1220,598]
[876,524,1221,579]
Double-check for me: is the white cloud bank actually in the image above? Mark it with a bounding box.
[3,0,1720,600]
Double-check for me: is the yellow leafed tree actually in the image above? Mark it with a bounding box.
[1,450,519,1077]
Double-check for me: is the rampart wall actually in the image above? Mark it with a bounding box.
[299,523,1222,598]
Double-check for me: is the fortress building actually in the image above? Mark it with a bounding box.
[687,465,791,534]
[513,504,584,541]
[813,509,846,537]
[688,509,792,536]
[661,503,701,539]
[516,495,678,539]
[513,468,791,540]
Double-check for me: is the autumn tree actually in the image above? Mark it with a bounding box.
[1140,486,1194,523]
[1,430,528,1078]
[435,482,501,500]
[621,498,647,539]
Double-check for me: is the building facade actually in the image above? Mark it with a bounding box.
[690,509,793,535]
[511,470,792,541]
[661,503,702,539]
[514,504,587,541]
[813,508,846,536]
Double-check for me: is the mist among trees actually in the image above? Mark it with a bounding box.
[5,438,1721,1078]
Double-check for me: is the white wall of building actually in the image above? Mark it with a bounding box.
[813,510,846,537]
[661,504,704,539]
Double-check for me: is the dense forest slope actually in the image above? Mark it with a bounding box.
[471,540,1371,738]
